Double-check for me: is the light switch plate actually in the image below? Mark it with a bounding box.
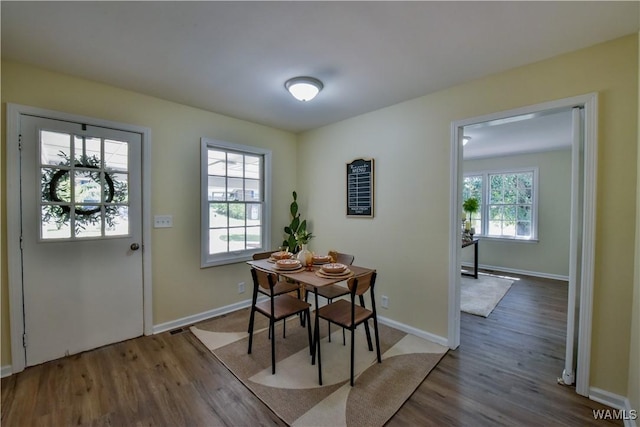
[154,215,173,228]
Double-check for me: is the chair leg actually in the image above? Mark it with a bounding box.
[350,327,355,387]
[247,307,256,354]
[298,287,305,327]
[305,309,313,356]
[363,319,373,351]
[327,298,332,342]
[270,319,276,374]
[373,316,382,363]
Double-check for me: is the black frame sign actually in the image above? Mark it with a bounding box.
[346,158,374,217]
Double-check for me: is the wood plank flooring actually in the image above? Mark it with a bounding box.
[2,271,621,426]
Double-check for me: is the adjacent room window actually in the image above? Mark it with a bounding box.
[463,168,538,240]
[201,138,271,267]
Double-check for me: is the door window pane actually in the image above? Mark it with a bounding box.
[39,131,130,240]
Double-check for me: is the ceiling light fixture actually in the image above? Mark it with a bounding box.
[463,136,472,146]
[285,76,323,102]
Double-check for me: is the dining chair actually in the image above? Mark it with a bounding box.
[247,267,313,375]
[251,250,303,335]
[305,252,355,343]
[314,270,380,386]
[252,251,301,298]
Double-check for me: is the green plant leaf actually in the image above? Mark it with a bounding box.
[284,226,292,234]
[290,216,300,233]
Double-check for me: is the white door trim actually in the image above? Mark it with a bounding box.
[6,103,153,373]
[448,93,598,397]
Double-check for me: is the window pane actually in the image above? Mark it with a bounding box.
[75,211,102,238]
[75,136,101,166]
[74,170,102,205]
[105,206,129,236]
[104,139,128,172]
[228,177,244,201]
[246,203,261,223]
[488,220,502,236]
[41,205,71,239]
[208,176,226,201]
[245,155,260,180]
[109,173,129,203]
[517,205,531,221]
[503,206,516,222]
[245,179,260,202]
[42,168,71,202]
[209,229,228,254]
[517,221,531,237]
[490,175,503,203]
[228,203,245,226]
[227,153,244,177]
[41,131,71,166]
[210,203,228,227]
[208,150,226,175]
[247,226,261,249]
[228,227,245,251]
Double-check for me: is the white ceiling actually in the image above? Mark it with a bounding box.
[463,109,574,159]
[2,1,638,139]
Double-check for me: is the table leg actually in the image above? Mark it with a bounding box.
[314,290,322,385]
[473,240,478,279]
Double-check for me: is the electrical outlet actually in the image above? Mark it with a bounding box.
[238,282,245,294]
[381,295,389,309]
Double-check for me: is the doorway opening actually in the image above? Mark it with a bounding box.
[448,94,598,397]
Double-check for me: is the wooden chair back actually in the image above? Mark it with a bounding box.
[252,250,277,260]
[252,267,277,292]
[336,252,355,265]
[347,271,376,297]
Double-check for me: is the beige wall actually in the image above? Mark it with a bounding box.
[1,35,638,400]
[628,27,640,420]
[297,35,638,396]
[1,61,298,366]
[462,150,572,277]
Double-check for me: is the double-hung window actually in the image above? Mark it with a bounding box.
[201,138,271,267]
[463,168,538,240]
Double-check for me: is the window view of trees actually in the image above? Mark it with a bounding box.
[463,169,536,239]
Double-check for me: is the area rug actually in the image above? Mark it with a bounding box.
[190,308,447,426]
[461,273,514,317]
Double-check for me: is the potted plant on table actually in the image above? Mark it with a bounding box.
[463,197,479,236]
[283,191,314,253]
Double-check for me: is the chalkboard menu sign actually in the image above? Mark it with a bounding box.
[346,158,374,217]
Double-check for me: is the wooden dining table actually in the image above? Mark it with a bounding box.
[246,258,375,383]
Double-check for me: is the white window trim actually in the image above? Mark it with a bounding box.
[200,137,271,268]
[464,166,539,241]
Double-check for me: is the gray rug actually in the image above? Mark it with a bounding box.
[461,273,514,317]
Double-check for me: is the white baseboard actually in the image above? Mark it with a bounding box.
[461,262,569,282]
[1,365,12,378]
[590,387,638,427]
[377,315,449,348]
[153,301,450,349]
[152,299,253,334]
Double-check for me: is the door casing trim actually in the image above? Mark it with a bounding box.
[448,93,597,397]
[6,103,153,373]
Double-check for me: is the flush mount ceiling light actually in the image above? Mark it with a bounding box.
[285,76,323,102]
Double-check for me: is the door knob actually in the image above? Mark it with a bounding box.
[130,243,140,251]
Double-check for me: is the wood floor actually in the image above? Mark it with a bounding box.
[1,271,621,426]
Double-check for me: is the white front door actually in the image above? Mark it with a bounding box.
[19,114,144,366]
